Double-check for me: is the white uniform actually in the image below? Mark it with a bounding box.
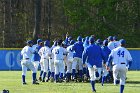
[38,46,51,73]
[66,45,74,73]
[114,41,120,48]
[52,46,66,75]
[108,46,132,85]
[49,46,55,74]
[108,41,116,50]
[21,46,36,76]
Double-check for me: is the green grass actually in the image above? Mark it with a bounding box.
[0,71,140,93]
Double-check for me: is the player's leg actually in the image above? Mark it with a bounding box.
[72,57,78,80]
[39,60,44,81]
[113,65,119,85]
[28,62,39,84]
[54,60,59,82]
[102,66,108,86]
[88,67,96,92]
[119,65,127,93]
[49,58,55,82]
[42,59,49,82]
[21,61,27,85]
[66,60,72,82]
[59,60,65,82]
[78,58,83,82]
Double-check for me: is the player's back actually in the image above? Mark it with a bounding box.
[85,44,105,67]
[111,46,132,64]
[21,46,33,59]
[52,46,66,60]
[67,45,74,59]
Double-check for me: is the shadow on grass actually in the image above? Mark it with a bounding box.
[126,81,140,84]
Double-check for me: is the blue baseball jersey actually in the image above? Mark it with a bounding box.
[101,46,111,59]
[32,44,42,61]
[82,44,106,68]
[72,41,84,58]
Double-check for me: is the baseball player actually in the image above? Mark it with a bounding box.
[49,41,57,82]
[113,36,120,48]
[82,37,106,92]
[32,39,43,81]
[106,39,132,93]
[72,36,84,82]
[38,40,51,82]
[52,40,67,83]
[21,40,39,85]
[101,40,111,86]
[108,36,116,50]
[65,40,75,82]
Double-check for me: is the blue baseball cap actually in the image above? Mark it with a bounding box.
[37,39,42,44]
[103,40,108,45]
[26,40,33,45]
[70,40,75,45]
[108,36,113,41]
[89,37,94,43]
[119,39,126,45]
[77,36,82,41]
[44,40,50,47]
[113,36,117,40]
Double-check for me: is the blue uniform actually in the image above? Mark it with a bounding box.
[72,41,84,58]
[82,38,106,92]
[83,44,106,68]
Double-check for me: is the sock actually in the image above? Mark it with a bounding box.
[32,73,36,81]
[90,80,96,91]
[102,76,106,86]
[120,85,124,93]
[22,75,25,83]
[60,73,63,79]
[72,69,76,79]
[83,67,86,74]
[51,72,54,78]
[43,72,46,80]
[79,70,83,78]
[40,71,43,77]
[47,71,51,80]
[55,74,59,81]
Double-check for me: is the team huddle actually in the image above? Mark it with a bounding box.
[21,35,132,93]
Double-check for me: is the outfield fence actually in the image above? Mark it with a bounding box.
[0,48,140,70]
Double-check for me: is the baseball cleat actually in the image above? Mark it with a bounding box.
[22,82,27,85]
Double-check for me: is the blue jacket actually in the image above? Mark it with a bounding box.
[72,41,84,58]
[101,46,111,60]
[82,44,106,68]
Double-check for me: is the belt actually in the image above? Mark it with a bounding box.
[25,58,29,60]
[113,63,125,66]
[50,58,52,59]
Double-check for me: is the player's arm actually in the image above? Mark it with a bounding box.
[38,47,43,56]
[106,51,113,70]
[82,48,88,67]
[126,50,133,68]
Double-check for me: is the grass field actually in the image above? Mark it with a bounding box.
[0,71,140,93]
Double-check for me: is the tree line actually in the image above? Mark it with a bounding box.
[0,0,139,48]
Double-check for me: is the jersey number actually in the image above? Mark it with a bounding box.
[117,50,124,57]
[55,49,59,54]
